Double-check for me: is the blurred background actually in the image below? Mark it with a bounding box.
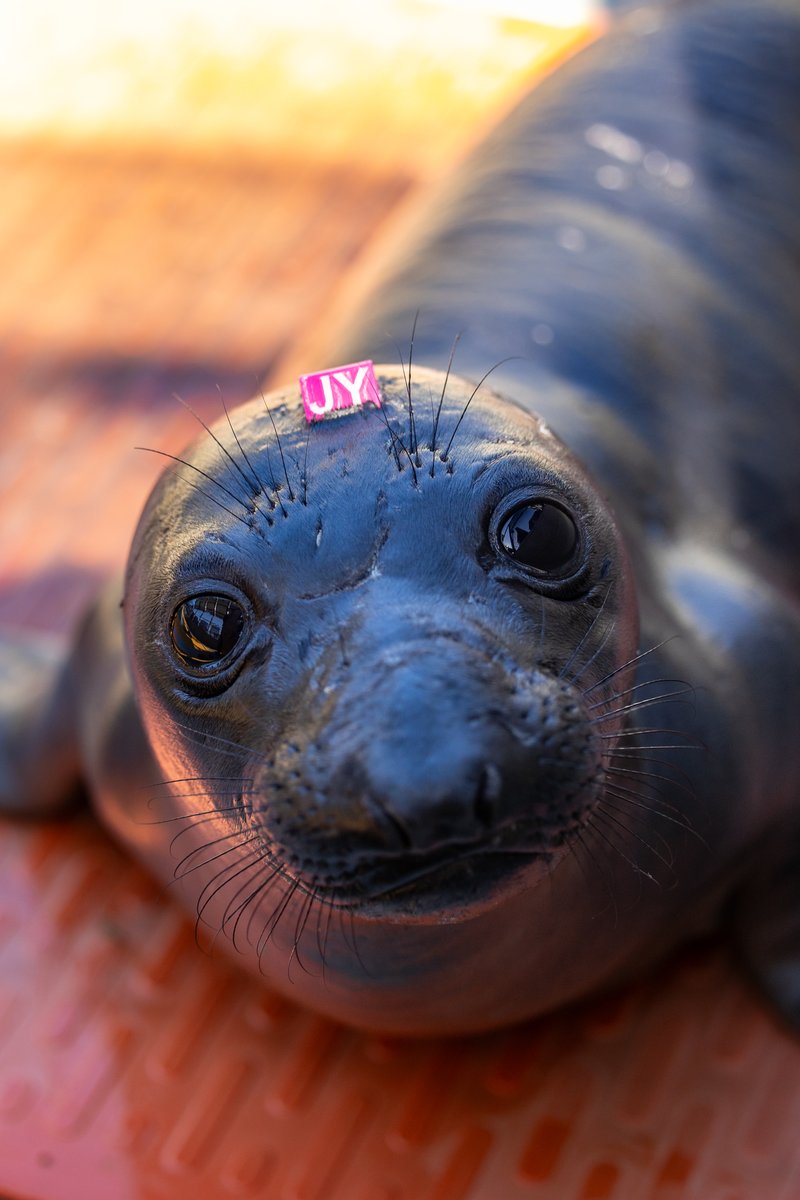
[0,0,598,163]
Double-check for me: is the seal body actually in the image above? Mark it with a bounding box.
[3,0,800,1035]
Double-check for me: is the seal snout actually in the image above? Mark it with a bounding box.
[254,634,604,900]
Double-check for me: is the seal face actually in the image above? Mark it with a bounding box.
[120,365,641,1029]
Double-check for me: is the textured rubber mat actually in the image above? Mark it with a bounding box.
[2,818,800,1200]
[2,18,800,1200]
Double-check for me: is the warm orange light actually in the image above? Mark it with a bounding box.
[0,0,595,169]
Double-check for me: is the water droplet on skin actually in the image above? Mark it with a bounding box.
[644,149,670,177]
[665,160,694,189]
[585,123,642,164]
[557,225,586,252]
[596,164,628,191]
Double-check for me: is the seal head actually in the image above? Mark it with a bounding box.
[123,365,641,1032]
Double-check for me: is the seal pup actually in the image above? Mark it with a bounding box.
[2,0,800,1035]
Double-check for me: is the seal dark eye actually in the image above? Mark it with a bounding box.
[498,501,578,573]
[171,594,246,667]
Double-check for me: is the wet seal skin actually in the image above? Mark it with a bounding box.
[2,0,800,1035]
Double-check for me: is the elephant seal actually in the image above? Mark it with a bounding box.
[2,0,800,1035]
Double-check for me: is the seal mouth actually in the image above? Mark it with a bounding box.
[336,840,549,912]
[257,796,591,916]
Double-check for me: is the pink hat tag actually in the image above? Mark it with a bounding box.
[300,360,381,423]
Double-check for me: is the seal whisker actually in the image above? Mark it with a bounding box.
[135,447,258,527]
[139,781,254,820]
[609,739,705,748]
[602,769,693,814]
[316,888,338,983]
[168,814,237,858]
[583,811,661,888]
[219,858,283,953]
[262,443,289,518]
[585,676,694,711]
[172,830,260,883]
[599,801,678,875]
[582,637,682,697]
[391,313,420,464]
[139,802,243,826]
[148,784,254,805]
[245,867,289,953]
[172,736,268,765]
[217,384,274,506]
[287,883,318,981]
[204,855,275,954]
[598,726,705,749]
[223,862,286,953]
[139,460,257,531]
[195,849,269,944]
[430,331,462,477]
[142,773,249,788]
[603,761,696,801]
[340,904,372,978]
[379,381,418,483]
[258,875,301,951]
[379,404,408,473]
[218,858,272,929]
[558,585,613,684]
[173,391,275,526]
[194,843,268,915]
[590,687,697,724]
[439,356,520,463]
[565,604,618,690]
[300,419,313,505]
[256,876,301,964]
[426,386,435,444]
[408,313,420,463]
[605,752,699,803]
[603,782,707,848]
[262,397,296,503]
[568,826,620,925]
[163,784,255,800]
[186,849,262,949]
[150,789,251,806]
[169,718,274,764]
[603,779,695,830]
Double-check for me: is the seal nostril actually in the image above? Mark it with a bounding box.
[382,806,414,852]
[475,764,503,830]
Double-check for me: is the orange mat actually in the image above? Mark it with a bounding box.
[2,31,800,1200]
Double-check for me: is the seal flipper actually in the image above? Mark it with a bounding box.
[732,826,800,1033]
[0,577,136,819]
[0,631,83,816]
